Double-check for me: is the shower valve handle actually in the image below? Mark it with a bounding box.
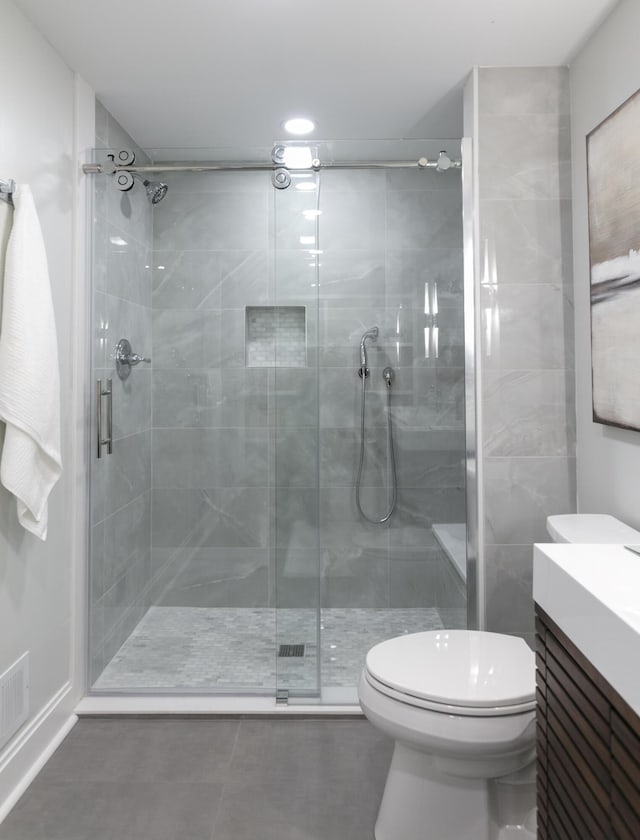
[129,353,151,366]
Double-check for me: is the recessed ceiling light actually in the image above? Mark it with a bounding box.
[283,117,316,136]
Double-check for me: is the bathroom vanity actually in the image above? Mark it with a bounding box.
[533,544,640,839]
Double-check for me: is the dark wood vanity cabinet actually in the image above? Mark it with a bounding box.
[535,606,640,839]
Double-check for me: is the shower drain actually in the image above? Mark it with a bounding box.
[278,644,305,658]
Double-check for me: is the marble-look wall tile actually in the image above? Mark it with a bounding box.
[274,549,320,608]
[319,487,390,550]
[385,168,461,192]
[275,488,319,549]
[152,488,269,549]
[321,547,389,608]
[484,370,575,457]
[158,170,270,194]
[93,223,152,306]
[484,545,535,638]
[390,367,465,429]
[481,283,574,370]
[108,369,151,441]
[311,251,386,308]
[92,430,151,524]
[478,113,572,201]
[156,548,269,608]
[152,251,222,309]
[271,368,317,427]
[152,368,267,428]
[275,428,318,487]
[319,428,386,487]
[385,248,463,307]
[479,199,573,287]
[153,191,268,251]
[394,430,466,488]
[152,309,221,369]
[152,428,269,488]
[478,67,570,116]
[386,189,463,250]
[484,456,576,545]
[389,546,464,609]
[103,491,151,595]
[319,369,386,429]
[318,191,386,251]
[102,547,149,639]
[321,169,386,193]
[388,487,466,548]
[475,67,576,639]
[219,251,270,308]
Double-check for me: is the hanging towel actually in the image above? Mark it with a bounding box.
[0,184,62,540]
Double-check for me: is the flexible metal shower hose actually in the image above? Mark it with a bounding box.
[355,373,397,524]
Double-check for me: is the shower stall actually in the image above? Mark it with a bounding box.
[87,127,471,706]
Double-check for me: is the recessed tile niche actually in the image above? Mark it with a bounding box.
[245,306,306,367]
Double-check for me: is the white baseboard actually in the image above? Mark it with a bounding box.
[0,682,77,824]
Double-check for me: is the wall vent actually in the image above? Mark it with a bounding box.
[0,652,29,751]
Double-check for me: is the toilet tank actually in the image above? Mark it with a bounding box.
[546,514,640,544]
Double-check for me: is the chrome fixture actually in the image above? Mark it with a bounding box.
[96,378,113,458]
[83,149,462,182]
[0,177,15,205]
[115,172,167,204]
[358,326,379,378]
[93,150,168,202]
[141,177,168,204]
[355,327,397,524]
[417,150,462,172]
[115,338,151,380]
[272,168,292,190]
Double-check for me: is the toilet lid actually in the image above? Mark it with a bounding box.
[365,630,535,709]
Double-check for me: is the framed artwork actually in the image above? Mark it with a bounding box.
[588,87,640,431]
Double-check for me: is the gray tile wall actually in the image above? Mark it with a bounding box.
[90,102,153,683]
[150,161,467,616]
[150,171,273,608]
[476,67,576,639]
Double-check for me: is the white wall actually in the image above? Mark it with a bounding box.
[0,0,93,817]
[570,0,640,527]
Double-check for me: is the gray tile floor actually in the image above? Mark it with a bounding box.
[93,606,462,693]
[0,718,392,840]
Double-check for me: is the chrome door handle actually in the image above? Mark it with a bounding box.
[96,378,113,458]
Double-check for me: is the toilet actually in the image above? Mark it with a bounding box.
[359,513,640,840]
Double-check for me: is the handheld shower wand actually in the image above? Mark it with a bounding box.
[355,326,397,524]
[359,326,379,377]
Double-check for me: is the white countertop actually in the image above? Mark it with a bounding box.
[533,542,640,714]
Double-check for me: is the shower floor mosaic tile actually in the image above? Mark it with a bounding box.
[93,607,462,692]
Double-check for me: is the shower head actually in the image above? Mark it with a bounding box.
[142,178,168,204]
[116,171,169,203]
[360,326,379,369]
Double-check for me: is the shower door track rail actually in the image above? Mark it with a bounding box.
[82,158,462,175]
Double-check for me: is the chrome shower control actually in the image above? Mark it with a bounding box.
[115,338,151,380]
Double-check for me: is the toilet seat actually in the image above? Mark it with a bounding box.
[365,630,535,716]
[363,670,536,717]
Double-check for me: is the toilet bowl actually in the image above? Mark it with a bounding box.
[359,630,536,840]
[359,513,640,840]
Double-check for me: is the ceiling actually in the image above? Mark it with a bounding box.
[15,0,618,151]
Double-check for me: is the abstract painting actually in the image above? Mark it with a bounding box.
[588,87,640,430]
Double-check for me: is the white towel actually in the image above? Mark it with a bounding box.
[0,185,62,540]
